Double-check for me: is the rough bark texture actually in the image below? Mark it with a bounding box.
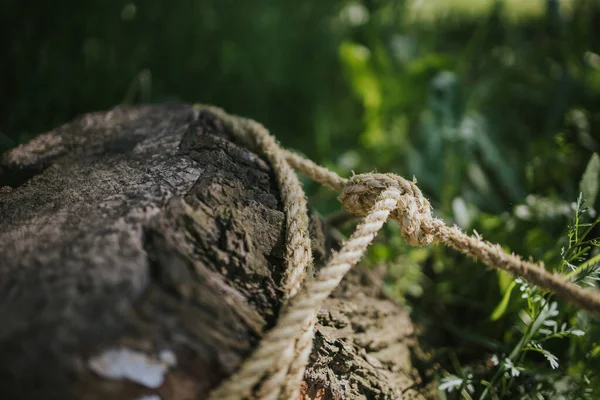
[0,105,426,400]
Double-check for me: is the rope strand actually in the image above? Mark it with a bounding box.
[194,105,600,400]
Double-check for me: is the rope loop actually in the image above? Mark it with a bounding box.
[198,105,600,400]
[339,173,435,246]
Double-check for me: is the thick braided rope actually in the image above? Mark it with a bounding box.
[288,166,600,315]
[282,148,600,314]
[200,106,600,400]
[278,316,315,399]
[200,106,316,400]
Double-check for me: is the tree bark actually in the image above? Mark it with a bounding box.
[0,105,426,400]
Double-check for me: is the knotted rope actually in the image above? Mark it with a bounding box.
[197,106,600,400]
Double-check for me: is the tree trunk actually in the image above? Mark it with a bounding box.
[0,105,426,400]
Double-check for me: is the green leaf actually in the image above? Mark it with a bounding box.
[580,153,600,210]
[490,280,516,321]
[497,270,514,292]
[369,243,391,262]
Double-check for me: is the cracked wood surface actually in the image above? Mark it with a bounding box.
[0,105,425,400]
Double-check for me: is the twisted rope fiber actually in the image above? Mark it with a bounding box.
[199,106,600,400]
[285,150,600,313]
[203,106,315,400]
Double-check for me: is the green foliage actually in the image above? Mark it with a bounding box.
[477,194,599,399]
[432,192,600,399]
[2,0,600,398]
[330,2,600,398]
[580,153,600,215]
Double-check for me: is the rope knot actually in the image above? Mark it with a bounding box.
[339,173,435,246]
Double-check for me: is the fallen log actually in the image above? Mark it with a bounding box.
[0,105,426,399]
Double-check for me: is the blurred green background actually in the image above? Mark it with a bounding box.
[2,0,600,398]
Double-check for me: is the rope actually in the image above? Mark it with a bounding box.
[200,107,316,400]
[194,106,600,400]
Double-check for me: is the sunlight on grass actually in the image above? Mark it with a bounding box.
[406,0,575,22]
